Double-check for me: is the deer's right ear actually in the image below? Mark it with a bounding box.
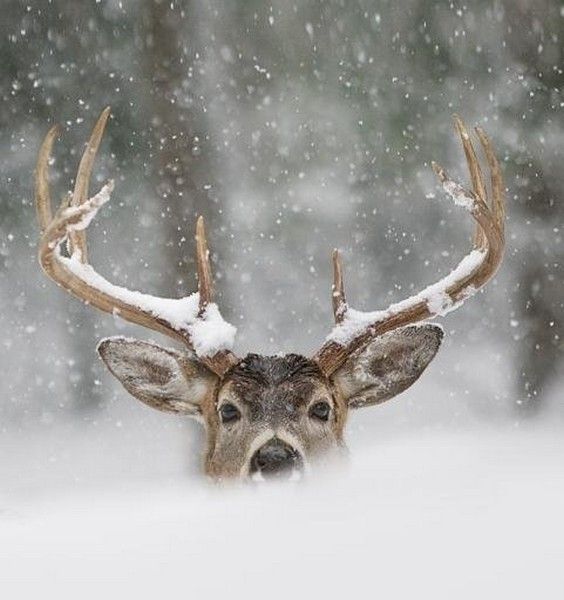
[97,337,218,416]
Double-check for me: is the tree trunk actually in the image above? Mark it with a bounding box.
[141,0,221,298]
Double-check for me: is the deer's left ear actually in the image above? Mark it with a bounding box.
[332,324,443,408]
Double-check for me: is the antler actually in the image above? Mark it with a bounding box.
[35,108,238,377]
[314,116,506,376]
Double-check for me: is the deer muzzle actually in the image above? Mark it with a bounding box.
[250,438,304,480]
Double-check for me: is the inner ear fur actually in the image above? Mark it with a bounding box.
[97,337,218,416]
[332,324,443,409]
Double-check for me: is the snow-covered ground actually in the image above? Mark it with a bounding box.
[2,423,563,599]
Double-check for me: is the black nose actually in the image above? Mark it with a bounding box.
[250,438,303,478]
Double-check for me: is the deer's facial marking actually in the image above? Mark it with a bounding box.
[204,354,345,480]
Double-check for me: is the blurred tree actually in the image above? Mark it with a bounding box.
[501,0,564,409]
[139,0,225,299]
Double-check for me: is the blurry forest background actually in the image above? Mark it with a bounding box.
[0,0,562,488]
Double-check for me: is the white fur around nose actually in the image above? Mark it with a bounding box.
[240,429,307,478]
[241,429,276,478]
[275,430,306,464]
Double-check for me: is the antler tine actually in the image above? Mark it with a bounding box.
[196,216,214,315]
[453,115,488,249]
[35,123,61,233]
[35,109,238,377]
[313,117,505,377]
[475,126,506,231]
[332,249,347,324]
[69,107,111,263]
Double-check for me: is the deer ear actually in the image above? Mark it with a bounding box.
[97,337,218,416]
[332,324,443,409]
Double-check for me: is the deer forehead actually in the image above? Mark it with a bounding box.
[217,354,331,417]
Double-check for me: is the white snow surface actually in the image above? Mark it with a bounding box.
[328,249,486,345]
[56,183,237,357]
[1,425,563,599]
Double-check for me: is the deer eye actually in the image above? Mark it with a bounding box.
[309,401,331,422]
[220,403,241,424]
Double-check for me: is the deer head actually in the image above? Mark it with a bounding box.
[35,109,505,481]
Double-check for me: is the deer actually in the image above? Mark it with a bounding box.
[35,108,505,481]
